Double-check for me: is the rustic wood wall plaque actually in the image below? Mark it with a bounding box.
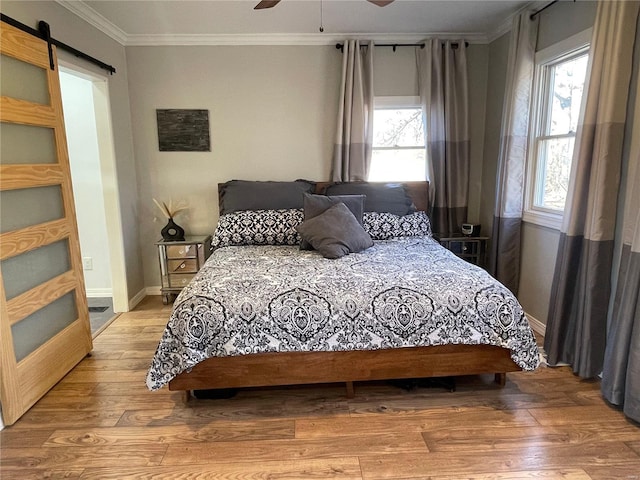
[156,109,211,152]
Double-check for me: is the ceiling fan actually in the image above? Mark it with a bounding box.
[255,0,394,9]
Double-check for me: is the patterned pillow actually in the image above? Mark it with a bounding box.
[363,211,432,240]
[212,209,304,249]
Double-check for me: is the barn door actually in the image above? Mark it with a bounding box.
[0,20,92,425]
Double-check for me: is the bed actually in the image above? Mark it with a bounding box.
[147,180,539,400]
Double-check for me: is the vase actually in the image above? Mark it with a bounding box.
[161,217,185,241]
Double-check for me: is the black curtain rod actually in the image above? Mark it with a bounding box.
[530,0,561,19]
[336,41,469,52]
[0,13,116,75]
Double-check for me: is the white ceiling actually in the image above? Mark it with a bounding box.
[58,0,534,45]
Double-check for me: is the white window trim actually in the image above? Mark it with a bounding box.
[523,28,592,230]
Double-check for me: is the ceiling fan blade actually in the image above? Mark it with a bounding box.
[367,0,395,6]
[254,0,281,9]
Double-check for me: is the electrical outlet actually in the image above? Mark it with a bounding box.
[82,257,93,270]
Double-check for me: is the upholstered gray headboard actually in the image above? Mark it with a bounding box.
[217,180,430,215]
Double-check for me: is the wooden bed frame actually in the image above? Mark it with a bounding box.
[170,181,521,400]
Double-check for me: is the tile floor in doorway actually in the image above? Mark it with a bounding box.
[87,297,117,336]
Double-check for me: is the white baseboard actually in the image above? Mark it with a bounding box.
[128,288,148,311]
[86,288,113,298]
[525,312,546,337]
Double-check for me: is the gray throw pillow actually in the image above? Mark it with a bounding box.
[300,193,366,250]
[296,202,374,259]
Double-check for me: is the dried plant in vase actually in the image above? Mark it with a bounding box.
[154,198,187,241]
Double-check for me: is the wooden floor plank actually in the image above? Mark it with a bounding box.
[410,469,593,480]
[528,405,632,426]
[358,443,640,479]
[627,440,640,457]
[29,394,181,412]
[422,422,640,452]
[0,445,167,469]
[160,433,427,465]
[79,458,363,479]
[71,358,153,371]
[117,390,351,426]
[583,464,640,480]
[89,381,165,397]
[43,420,295,446]
[0,428,56,448]
[0,468,84,479]
[6,409,124,430]
[295,409,539,438]
[1,295,637,480]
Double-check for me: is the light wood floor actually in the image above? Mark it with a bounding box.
[1,296,639,479]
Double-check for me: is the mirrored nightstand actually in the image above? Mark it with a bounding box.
[155,235,212,304]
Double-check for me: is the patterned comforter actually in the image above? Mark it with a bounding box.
[147,236,540,390]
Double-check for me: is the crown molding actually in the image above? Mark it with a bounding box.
[55,0,128,45]
[486,16,513,43]
[486,1,546,44]
[55,0,508,47]
[125,32,488,47]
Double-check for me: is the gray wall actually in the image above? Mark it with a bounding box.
[126,45,340,287]
[480,31,510,239]
[127,43,491,287]
[2,1,145,303]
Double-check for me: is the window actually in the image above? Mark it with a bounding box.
[368,96,426,182]
[524,30,591,229]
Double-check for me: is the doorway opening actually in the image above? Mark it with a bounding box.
[58,65,129,335]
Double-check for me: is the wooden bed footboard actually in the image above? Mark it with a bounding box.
[168,344,521,395]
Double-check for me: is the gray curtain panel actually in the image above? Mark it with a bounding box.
[417,39,470,237]
[545,1,640,381]
[601,24,640,423]
[488,12,538,295]
[331,40,374,182]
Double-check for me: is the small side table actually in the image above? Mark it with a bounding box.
[156,235,212,304]
[435,236,489,268]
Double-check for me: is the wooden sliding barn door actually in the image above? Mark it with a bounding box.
[0,20,92,425]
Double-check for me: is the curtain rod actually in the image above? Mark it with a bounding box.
[0,13,116,75]
[530,0,561,19]
[335,41,469,52]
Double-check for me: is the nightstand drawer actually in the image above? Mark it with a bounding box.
[435,236,489,269]
[169,273,195,288]
[156,235,212,304]
[167,259,199,274]
[166,244,197,258]
[447,240,481,255]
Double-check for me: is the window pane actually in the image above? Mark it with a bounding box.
[0,54,50,105]
[1,240,71,300]
[534,137,574,211]
[0,185,64,234]
[373,108,424,147]
[0,122,57,165]
[548,54,589,135]
[12,292,78,362]
[369,148,426,182]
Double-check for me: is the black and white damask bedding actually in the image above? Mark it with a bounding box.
[147,236,540,390]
